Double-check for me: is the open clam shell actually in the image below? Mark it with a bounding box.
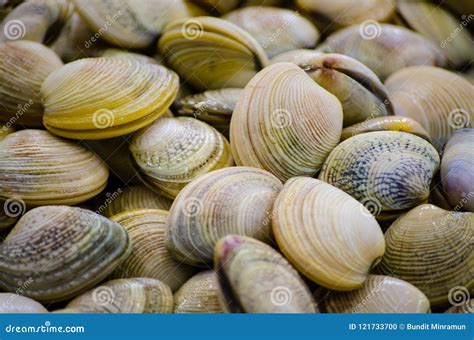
[0,293,48,313]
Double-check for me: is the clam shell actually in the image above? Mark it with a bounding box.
[318,24,445,80]
[319,131,440,215]
[385,66,474,151]
[376,204,473,309]
[110,209,197,291]
[0,206,131,302]
[0,293,48,313]
[272,177,385,290]
[174,270,223,313]
[319,275,430,313]
[62,278,173,313]
[165,166,283,266]
[0,130,109,206]
[445,300,474,314]
[230,62,343,181]
[0,41,63,127]
[99,48,159,64]
[41,57,179,140]
[215,235,317,313]
[441,129,474,212]
[130,117,234,198]
[159,16,269,90]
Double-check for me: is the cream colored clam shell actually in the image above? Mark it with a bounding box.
[0,293,48,313]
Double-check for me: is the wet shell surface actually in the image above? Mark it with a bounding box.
[110,209,197,292]
[130,117,234,198]
[0,206,131,302]
[272,177,385,290]
[41,57,179,140]
[215,235,317,313]
[319,131,440,215]
[376,204,473,309]
[165,166,283,266]
[0,293,48,313]
[174,270,223,313]
[0,130,109,206]
[230,62,343,181]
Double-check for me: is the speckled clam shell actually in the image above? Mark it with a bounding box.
[318,24,445,80]
[445,300,474,314]
[385,66,474,151]
[0,41,63,127]
[319,131,440,216]
[159,16,269,91]
[165,167,283,266]
[0,130,109,206]
[223,6,319,58]
[0,206,131,302]
[61,278,173,313]
[230,62,343,181]
[41,57,179,140]
[318,275,430,313]
[0,293,48,313]
[441,129,474,212]
[174,270,223,313]
[130,117,234,198]
[376,204,473,309]
[110,209,197,291]
[215,235,317,313]
[272,177,385,290]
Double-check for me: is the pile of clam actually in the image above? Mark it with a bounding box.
[0,0,472,314]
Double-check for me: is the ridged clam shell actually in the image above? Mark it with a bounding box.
[445,300,474,314]
[319,131,440,215]
[41,57,179,140]
[130,117,234,198]
[230,62,343,181]
[272,177,385,290]
[159,16,269,90]
[174,270,223,313]
[319,275,430,313]
[376,204,473,309]
[110,209,197,291]
[99,48,160,65]
[0,206,131,302]
[0,130,109,206]
[441,129,474,212]
[0,41,63,127]
[215,235,317,313]
[165,166,283,266]
[318,24,445,80]
[385,66,474,151]
[0,293,48,313]
[223,6,319,58]
[62,278,173,313]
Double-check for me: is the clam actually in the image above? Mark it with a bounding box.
[445,300,474,314]
[376,204,473,309]
[385,66,474,151]
[0,293,48,313]
[215,235,317,313]
[41,57,179,140]
[318,275,430,313]
[166,166,283,266]
[159,16,269,90]
[99,48,160,64]
[172,88,243,135]
[272,177,385,290]
[341,116,431,141]
[318,24,445,80]
[440,129,474,212]
[230,62,343,181]
[130,117,234,198]
[270,49,322,63]
[223,6,319,58]
[0,41,63,127]
[0,206,131,302]
[60,278,173,313]
[110,209,197,291]
[102,186,173,218]
[0,130,109,206]
[174,270,223,313]
[319,131,440,216]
